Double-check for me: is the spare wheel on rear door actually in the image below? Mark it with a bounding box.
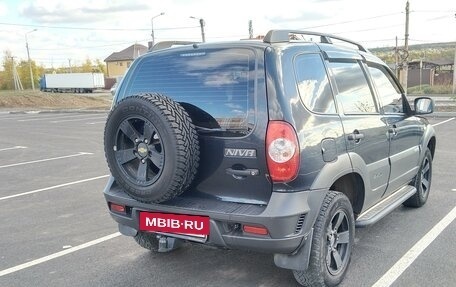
[104,93,199,203]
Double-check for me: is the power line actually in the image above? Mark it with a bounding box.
[159,35,247,40]
[422,15,453,22]
[32,39,150,51]
[331,23,404,35]
[411,10,454,13]
[408,38,436,43]
[30,33,252,51]
[0,22,198,31]
[362,38,399,43]
[299,12,402,29]
[408,38,456,44]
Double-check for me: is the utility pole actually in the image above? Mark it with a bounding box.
[25,29,37,90]
[419,59,423,91]
[150,12,165,49]
[403,0,410,95]
[395,36,399,78]
[452,13,456,94]
[249,20,253,39]
[199,18,206,42]
[11,57,23,91]
[190,16,205,42]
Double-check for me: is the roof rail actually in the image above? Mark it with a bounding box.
[263,30,368,52]
[150,41,199,51]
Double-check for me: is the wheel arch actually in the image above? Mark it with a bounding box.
[422,124,436,159]
[311,153,367,215]
[330,173,365,216]
[427,136,436,159]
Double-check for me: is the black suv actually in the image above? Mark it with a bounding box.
[103,30,436,286]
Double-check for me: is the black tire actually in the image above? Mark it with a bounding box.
[134,232,160,252]
[104,93,199,203]
[293,191,355,287]
[403,148,432,208]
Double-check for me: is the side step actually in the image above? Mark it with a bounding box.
[355,185,417,227]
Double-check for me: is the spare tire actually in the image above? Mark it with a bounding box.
[104,93,199,203]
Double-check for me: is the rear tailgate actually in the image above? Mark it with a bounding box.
[119,45,272,204]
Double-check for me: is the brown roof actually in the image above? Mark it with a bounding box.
[104,44,148,62]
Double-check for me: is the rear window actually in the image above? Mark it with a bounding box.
[294,54,336,114]
[121,48,258,134]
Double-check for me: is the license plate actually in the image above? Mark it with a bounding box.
[139,212,210,237]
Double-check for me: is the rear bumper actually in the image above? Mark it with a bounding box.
[103,177,327,255]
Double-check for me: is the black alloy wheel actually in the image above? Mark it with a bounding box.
[114,116,164,186]
[404,148,433,207]
[326,210,351,276]
[418,154,431,198]
[293,191,354,286]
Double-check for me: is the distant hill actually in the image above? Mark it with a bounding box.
[370,42,455,65]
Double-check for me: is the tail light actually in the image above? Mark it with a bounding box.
[266,121,300,182]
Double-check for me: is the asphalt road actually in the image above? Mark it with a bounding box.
[0,112,454,287]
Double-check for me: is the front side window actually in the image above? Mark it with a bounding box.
[329,61,377,114]
[294,54,335,114]
[368,65,403,114]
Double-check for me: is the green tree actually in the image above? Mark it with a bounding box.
[80,58,93,72]
[53,57,106,74]
[94,59,106,75]
[16,60,45,90]
[0,49,45,90]
[1,50,14,90]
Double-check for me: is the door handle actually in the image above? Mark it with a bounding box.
[347,133,364,141]
[388,127,397,136]
[226,167,259,178]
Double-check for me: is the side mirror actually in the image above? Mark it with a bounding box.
[414,97,434,115]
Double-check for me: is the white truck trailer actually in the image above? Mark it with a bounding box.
[40,73,105,93]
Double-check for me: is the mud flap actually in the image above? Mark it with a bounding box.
[118,223,138,237]
[273,228,313,270]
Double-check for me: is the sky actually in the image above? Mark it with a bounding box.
[0,0,454,69]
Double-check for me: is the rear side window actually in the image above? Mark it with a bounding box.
[294,54,336,114]
[368,65,404,114]
[329,62,377,114]
[123,48,257,133]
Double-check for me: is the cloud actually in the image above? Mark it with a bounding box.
[267,11,331,24]
[20,1,150,24]
[80,3,149,14]
[0,3,7,16]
